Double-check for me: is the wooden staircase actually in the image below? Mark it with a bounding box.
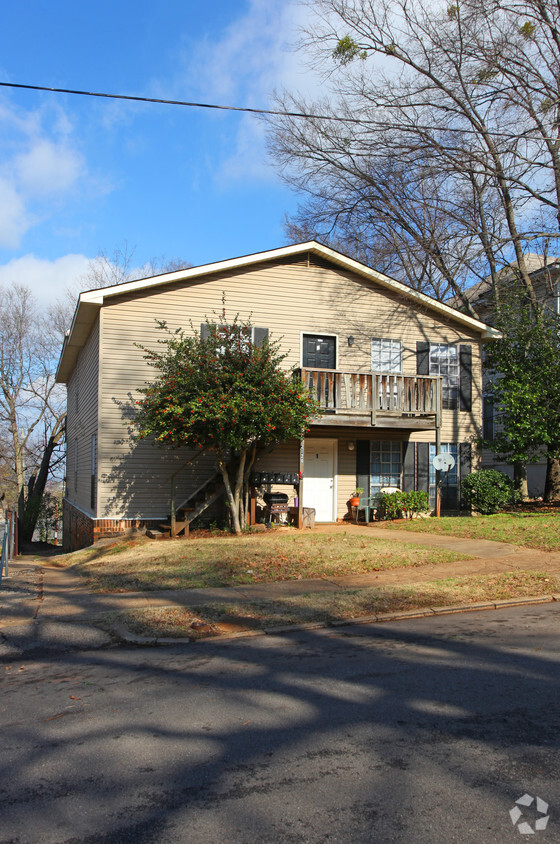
[147,472,225,539]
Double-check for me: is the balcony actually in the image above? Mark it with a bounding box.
[297,368,442,430]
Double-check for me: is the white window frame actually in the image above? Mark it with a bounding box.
[371,338,402,373]
[370,440,402,495]
[429,343,459,410]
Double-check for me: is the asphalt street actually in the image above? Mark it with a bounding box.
[1,603,560,843]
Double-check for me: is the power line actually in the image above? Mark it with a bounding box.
[0,80,357,123]
[0,80,558,142]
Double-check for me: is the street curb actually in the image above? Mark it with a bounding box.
[110,593,559,646]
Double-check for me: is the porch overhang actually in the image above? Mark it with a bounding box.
[309,412,438,431]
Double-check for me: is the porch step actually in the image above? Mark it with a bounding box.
[146,529,165,540]
[146,471,226,540]
[158,521,188,535]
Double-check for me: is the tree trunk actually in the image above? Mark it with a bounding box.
[513,461,528,500]
[544,456,560,502]
[20,415,66,542]
[242,443,258,529]
[232,450,247,533]
[217,453,245,536]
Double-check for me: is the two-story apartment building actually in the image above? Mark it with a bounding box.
[56,241,499,549]
[461,254,560,496]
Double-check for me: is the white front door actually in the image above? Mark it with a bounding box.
[303,439,336,521]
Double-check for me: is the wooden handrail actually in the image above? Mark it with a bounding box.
[297,368,441,416]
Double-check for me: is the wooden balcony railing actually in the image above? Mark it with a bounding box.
[297,368,441,424]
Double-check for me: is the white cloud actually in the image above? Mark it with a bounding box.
[0,253,90,306]
[0,99,90,247]
[166,0,323,184]
[13,139,85,197]
[0,176,32,248]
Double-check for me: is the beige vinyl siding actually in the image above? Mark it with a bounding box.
[97,260,484,519]
[65,318,99,514]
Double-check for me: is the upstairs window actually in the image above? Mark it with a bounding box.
[429,344,459,410]
[371,339,402,373]
[201,324,268,354]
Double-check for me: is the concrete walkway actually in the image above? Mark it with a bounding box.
[2,525,560,656]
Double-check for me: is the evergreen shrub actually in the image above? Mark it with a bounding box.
[461,469,518,514]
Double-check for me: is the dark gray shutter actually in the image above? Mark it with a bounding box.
[417,341,430,375]
[201,324,211,340]
[459,442,472,507]
[356,440,370,496]
[459,345,472,411]
[254,327,269,347]
[402,441,415,491]
[417,442,430,493]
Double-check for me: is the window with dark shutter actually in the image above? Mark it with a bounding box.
[201,324,268,347]
[429,344,459,410]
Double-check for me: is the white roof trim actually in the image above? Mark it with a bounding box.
[79,240,498,336]
[56,241,499,382]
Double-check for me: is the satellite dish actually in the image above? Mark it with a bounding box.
[433,452,456,472]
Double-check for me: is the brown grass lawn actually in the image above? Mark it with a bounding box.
[386,511,560,551]
[103,571,560,640]
[66,530,470,593]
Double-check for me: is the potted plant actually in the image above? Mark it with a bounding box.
[349,487,364,507]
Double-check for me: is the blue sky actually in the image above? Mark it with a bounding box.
[0,0,319,303]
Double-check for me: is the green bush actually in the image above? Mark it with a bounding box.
[377,490,430,520]
[461,469,518,514]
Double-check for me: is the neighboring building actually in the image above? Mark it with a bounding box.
[56,241,498,550]
[461,255,560,496]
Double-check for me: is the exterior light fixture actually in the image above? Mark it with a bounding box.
[348,336,355,346]
[347,441,355,451]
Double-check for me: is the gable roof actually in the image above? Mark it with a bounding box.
[56,240,500,382]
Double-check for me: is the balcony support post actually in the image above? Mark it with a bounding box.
[298,437,304,529]
[435,378,442,518]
